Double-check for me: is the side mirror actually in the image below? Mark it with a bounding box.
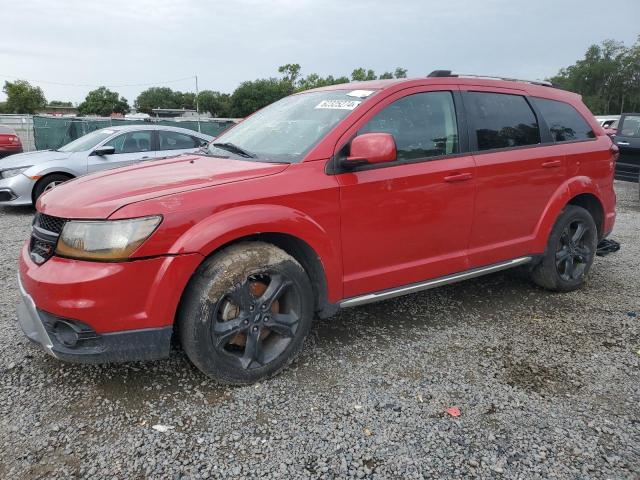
[342,133,397,168]
[92,145,115,156]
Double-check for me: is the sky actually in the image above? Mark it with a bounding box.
[0,0,638,105]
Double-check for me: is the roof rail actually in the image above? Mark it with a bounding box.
[427,70,555,87]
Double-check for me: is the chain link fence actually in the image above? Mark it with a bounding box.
[0,115,237,152]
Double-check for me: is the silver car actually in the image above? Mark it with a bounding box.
[0,125,213,206]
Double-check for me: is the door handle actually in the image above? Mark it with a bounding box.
[617,141,630,146]
[141,156,150,159]
[542,160,561,168]
[444,172,473,182]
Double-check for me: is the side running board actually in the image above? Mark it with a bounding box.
[340,257,532,308]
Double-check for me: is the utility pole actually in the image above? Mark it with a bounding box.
[195,75,201,132]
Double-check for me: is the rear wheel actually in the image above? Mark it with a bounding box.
[531,205,597,292]
[178,242,314,384]
[32,173,72,203]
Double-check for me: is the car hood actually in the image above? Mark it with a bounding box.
[0,150,72,169]
[38,154,289,219]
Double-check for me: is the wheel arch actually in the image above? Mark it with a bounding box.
[533,177,607,251]
[566,193,604,239]
[32,171,75,204]
[165,204,342,319]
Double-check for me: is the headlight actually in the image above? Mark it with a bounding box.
[1,166,31,179]
[55,216,162,261]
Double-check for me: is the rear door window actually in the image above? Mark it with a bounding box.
[359,91,459,161]
[159,131,200,150]
[466,92,540,151]
[104,131,153,154]
[533,98,595,142]
[619,115,640,138]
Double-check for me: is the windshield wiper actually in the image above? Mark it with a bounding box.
[212,142,256,158]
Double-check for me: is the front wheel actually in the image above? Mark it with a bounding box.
[178,242,314,384]
[530,205,598,292]
[32,173,72,203]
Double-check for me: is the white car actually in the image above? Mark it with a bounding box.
[0,125,213,205]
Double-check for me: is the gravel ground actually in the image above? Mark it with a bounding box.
[0,182,638,479]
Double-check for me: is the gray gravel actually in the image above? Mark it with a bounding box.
[1,182,639,479]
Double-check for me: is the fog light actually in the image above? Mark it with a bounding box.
[53,321,80,347]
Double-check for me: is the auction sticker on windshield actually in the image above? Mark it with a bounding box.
[315,100,361,110]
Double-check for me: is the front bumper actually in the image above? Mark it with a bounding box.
[0,174,36,205]
[17,274,173,362]
[17,244,204,363]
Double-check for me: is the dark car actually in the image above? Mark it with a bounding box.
[613,113,640,182]
[0,125,23,158]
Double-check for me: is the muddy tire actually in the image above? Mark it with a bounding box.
[530,205,598,292]
[178,241,314,384]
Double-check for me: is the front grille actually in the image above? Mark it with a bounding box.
[29,213,67,264]
[35,213,66,234]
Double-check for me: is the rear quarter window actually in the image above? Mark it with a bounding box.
[533,98,595,142]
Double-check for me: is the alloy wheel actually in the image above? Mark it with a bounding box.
[555,219,594,281]
[209,272,301,370]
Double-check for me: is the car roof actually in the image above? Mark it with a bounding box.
[305,76,582,103]
[99,124,212,138]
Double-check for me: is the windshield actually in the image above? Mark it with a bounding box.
[207,90,374,162]
[58,129,116,152]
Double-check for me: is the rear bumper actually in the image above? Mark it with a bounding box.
[17,274,173,362]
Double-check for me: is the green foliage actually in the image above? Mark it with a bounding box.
[198,90,231,117]
[394,67,408,79]
[351,68,377,81]
[2,80,47,114]
[379,72,394,79]
[78,87,129,116]
[0,102,7,114]
[134,87,196,114]
[278,63,302,92]
[296,74,349,92]
[549,36,640,114]
[229,78,292,117]
[48,100,73,107]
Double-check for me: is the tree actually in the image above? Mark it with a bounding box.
[135,87,178,114]
[198,90,231,117]
[78,87,129,116]
[379,71,394,79]
[48,100,73,107]
[394,67,408,79]
[2,80,46,114]
[229,78,291,117]
[278,63,302,92]
[351,68,377,81]
[549,36,640,114]
[296,74,349,92]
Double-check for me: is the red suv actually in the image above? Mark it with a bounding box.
[18,73,617,384]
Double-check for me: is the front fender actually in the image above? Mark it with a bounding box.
[531,176,604,252]
[150,203,342,303]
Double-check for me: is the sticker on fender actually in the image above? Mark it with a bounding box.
[315,100,361,110]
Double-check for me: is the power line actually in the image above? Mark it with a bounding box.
[0,74,198,89]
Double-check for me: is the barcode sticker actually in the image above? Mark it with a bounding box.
[315,100,361,110]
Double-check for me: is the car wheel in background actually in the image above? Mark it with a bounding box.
[32,173,72,204]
